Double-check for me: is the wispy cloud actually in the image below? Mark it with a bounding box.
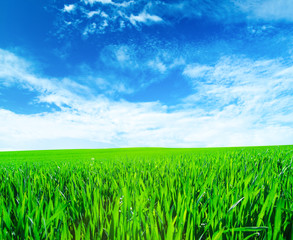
[54,1,166,37]
[53,0,293,39]
[162,0,293,23]
[183,64,212,78]
[0,49,90,109]
[147,58,167,73]
[237,0,293,22]
[97,44,185,89]
[129,11,163,26]
[182,56,293,123]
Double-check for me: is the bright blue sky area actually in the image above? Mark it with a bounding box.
[1,0,293,150]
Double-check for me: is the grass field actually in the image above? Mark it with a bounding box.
[0,146,292,239]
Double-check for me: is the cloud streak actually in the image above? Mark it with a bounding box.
[83,0,134,8]
[129,11,163,25]
[0,49,91,109]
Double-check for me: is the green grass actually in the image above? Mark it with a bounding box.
[0,146,292,239]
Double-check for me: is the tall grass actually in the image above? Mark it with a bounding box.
[0,146,292,239]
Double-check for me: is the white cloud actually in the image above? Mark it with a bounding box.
[170,57,186,68]
[236,0,293,21]
[100,11,109,18]
[94,77,133,94]
[63,4,75,13]
[115,46,130,62]
[83,22,97,36]
[57,0,293,39]
[58,1,166,37]
[162,0,293,22]
[148,58,167,73]
[87,11,100,18]
[1,98,293,150]
[182,56,293,124]
[183,64,212,78]
[1,49,293,150]
[100,20,109,30]
[82,19,108,35]
[94,0,112,4]
[0,49,91,109]
[83,0,134,7]
[102,44,185,76]
[129,11,163,25]
[86,10,109,19]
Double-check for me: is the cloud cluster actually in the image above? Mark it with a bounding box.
[57,0,164,37]
[63,4,76,13]
[54,0,293,39]
[1,49,293,150]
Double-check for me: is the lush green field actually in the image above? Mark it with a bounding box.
[0,146,292,239]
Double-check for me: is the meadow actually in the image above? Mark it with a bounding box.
[0,146,292,239]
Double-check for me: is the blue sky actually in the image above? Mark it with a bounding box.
[1,0,293,150]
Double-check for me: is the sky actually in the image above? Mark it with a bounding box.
[0,0,293,150]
